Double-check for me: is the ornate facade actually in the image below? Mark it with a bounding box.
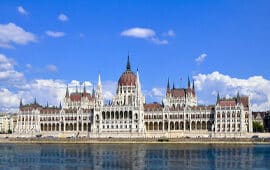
[14,56,253,138]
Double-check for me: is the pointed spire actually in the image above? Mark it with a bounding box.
[126,54,131,71]
[92,86,95,98]
[136,68,141,91]
[76,85,78,93]
[192,79,195,90]
[173,82,175,89]
[34,97,37,105]
[97,73,103,97]
[83,83,86,94]
[98,73,102,86]
[19,98,23,107]
[96,73,103,106]
[216,92,220,104]
[59,102,62,109]
[188,76,191,88]
[167,78,170,90]
[46,101,49,108]
[65,85,69,97]
[166,78,170,96]
[237,91,240,104]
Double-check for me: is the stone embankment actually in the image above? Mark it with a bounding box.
[0,136,270,144]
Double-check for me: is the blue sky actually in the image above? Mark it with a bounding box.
[0,1,270,112]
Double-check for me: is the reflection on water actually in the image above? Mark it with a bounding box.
[0,143,270,169]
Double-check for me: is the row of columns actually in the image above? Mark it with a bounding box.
[145,121,212,131]
[40,123,91,132]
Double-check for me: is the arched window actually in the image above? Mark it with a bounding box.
[135,113,138,120]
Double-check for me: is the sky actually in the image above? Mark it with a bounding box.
[0,0,270,112]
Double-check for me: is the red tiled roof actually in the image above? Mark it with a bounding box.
[240,96,249,108]
[20,103,43,111]
[118,70,137,86]
[171,89,185,98]
[144,103,163,111]
[170,88,195,98]
[40,108,61,114]
[69,92,93,101]
[218,96,249,108]
[219,100,236,107]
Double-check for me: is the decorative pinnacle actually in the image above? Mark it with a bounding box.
[126,54,131,71]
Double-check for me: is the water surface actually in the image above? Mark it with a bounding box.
[0,143,269,169]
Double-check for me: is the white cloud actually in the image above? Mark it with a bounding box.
[46,31,65,38]
[25,64,32,69]
[45,64,58,73]
[0,23,36,48]
[21,79,66,106]
[121,27,155,38]
[102,81,117,100]
[84,81,92,87]
[120,27,168,45]
[0,88,22,112]
[151,37,168,45]
[163,29,175,37]
[0,42,13,49]
[194,71,270,111]
[167,30,175,37]
[195,53,207,65]
[58,14,68,21]
[0,54,25,86]
[17,6,28,15]
[143,87,165,102]
[0,54,65,112]
[152,88,165,97]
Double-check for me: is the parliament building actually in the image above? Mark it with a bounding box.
[14,57,253,138]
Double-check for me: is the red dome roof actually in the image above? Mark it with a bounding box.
[118,70,137,86]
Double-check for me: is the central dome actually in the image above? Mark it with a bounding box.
[118,70,137,86]
[118,55,137,86]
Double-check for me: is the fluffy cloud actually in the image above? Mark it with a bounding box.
[25,64,32,69]
[163,29,175,37]
[143,87,166,102]
[46,31,65,38]
[45,64,58,73]
[0,54,25,86]
[120,27,168,45]
[0,55,66,111]
[121,27,155,38]
[17,6,28,15]
[58,14,68,21]
[0,23,36,48]
[0,54,96,112]
[194,71,270,111]
[0,88,21,112]
[102,81,117,100]
[167,30,175,37]
[195,53,207,65]
[21,79,66,107]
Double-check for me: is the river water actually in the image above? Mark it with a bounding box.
[0,143,269,169]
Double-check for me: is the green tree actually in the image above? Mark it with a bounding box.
[253,121,264,132]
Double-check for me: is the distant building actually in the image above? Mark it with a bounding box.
[0,113,13,133]
[252,111,265,125]
[14,56,253,138]
[263,111,270,132]
[214,93,252,135]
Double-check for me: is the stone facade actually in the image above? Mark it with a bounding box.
[14,56,253,138]
[0,113,13,133]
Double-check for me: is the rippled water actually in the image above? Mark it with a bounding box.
[0,143,270,169]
